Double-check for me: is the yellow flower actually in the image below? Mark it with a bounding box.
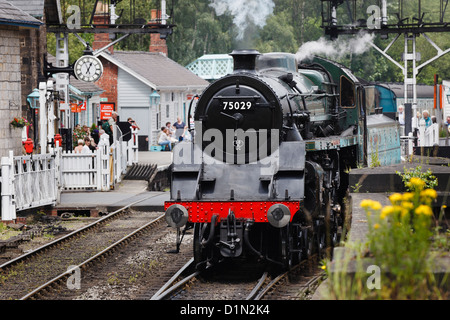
[380,206,394,219]
[400,201,414,212]
[373,223,380,229]
[420,189,437,200]
[402,192,414,202]
[389,193,403,204]
[360,199,373,208]
[371,201,382,211]
[361,199,382,211]
[407,177,426,190]
[415,205,433,216]
[321,265,326,270]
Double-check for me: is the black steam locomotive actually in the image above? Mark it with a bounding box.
[164,50,400,270]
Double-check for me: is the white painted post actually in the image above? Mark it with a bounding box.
[131,128,139,164]
[431,123,439,145]
[1,151,16,221]
[39,81,47,154]
[54,147,61,203]
[418,119,426,146]
[408,132,414,155]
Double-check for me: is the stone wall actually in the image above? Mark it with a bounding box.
[0,26,23,158]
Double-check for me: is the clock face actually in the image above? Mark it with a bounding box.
[74,55,103,82]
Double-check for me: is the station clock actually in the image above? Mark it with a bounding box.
[74,55,103,82]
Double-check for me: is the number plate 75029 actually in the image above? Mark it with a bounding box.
[222,101,254,111]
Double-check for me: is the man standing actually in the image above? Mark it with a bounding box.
[103,111,117,145]
[422,110,432,128]
[173,117,186,141]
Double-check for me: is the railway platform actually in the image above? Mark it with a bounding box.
[55,151,173,215]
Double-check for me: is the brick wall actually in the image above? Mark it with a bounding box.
[96,59,118,106]
[92,12,117,107]
[0,26,24,158]
[149,9,168,56]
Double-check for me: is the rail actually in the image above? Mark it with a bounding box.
[0,194,163,272]
[20,213,165,300]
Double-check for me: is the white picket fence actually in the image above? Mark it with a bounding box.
[1,151,58,220]
[0,128,139,221]
[59,138,111,191]
[418,122,440,147]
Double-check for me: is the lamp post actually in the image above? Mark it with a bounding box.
[150,90,161,149]
[150,90,160,107]
[27,88,40,149]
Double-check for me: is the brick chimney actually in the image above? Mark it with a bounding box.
[149,9,168,56]
[92,1,113,54]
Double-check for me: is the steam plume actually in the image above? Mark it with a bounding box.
[209,0,275,40]
[296,32,375,62]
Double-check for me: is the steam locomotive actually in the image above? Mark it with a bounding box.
[164,50,400,270]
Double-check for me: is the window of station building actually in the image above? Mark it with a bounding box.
[340,75,356,108]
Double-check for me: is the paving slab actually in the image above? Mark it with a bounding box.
[56,151,174,213]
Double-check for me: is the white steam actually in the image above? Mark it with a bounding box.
[209,0,275,40]
[296,32,375,62]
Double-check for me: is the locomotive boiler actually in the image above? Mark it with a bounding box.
[164,50,400,270]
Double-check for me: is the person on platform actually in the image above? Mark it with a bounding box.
[128,117,140,131]
[166,122,176,138]
[173,117,186,141]
[158,127,177,151]
[102,111,117,145]
[81,137,93,154]
[422,110,432,128]
[445,116,450,132]
[397,105,405,125]
[74,139,84,153]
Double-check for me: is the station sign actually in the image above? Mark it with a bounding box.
[100,102,115,120]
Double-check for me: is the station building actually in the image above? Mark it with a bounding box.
[92,9,209,150]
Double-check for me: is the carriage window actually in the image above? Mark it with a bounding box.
[340,76,355,108]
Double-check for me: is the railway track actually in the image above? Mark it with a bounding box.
[151,255,325,301]
[0,194,192,300]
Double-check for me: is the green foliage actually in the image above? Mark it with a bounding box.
[396,166,438,191]
[47,0,450,82]
[323,186,447,300]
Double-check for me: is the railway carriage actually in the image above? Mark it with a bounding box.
[164,50,400,270]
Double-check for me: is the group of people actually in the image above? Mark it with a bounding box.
[73,122,111,154]
[398,106,448,131]
[73,111,142,154]
[157,117,191,151]
[73,125,99,154]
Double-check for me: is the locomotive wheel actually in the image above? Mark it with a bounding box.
[326,210,339,248]
[304,227,314,259]
[280,226,293,271]
[193,223,209,270]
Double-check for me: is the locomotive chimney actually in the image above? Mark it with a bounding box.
[230,49,260,74]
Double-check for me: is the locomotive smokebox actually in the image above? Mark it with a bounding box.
[230,49,260,74]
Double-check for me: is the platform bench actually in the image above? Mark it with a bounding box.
[150,145,164,152]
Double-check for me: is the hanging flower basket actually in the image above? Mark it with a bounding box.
[10,117,30,128]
